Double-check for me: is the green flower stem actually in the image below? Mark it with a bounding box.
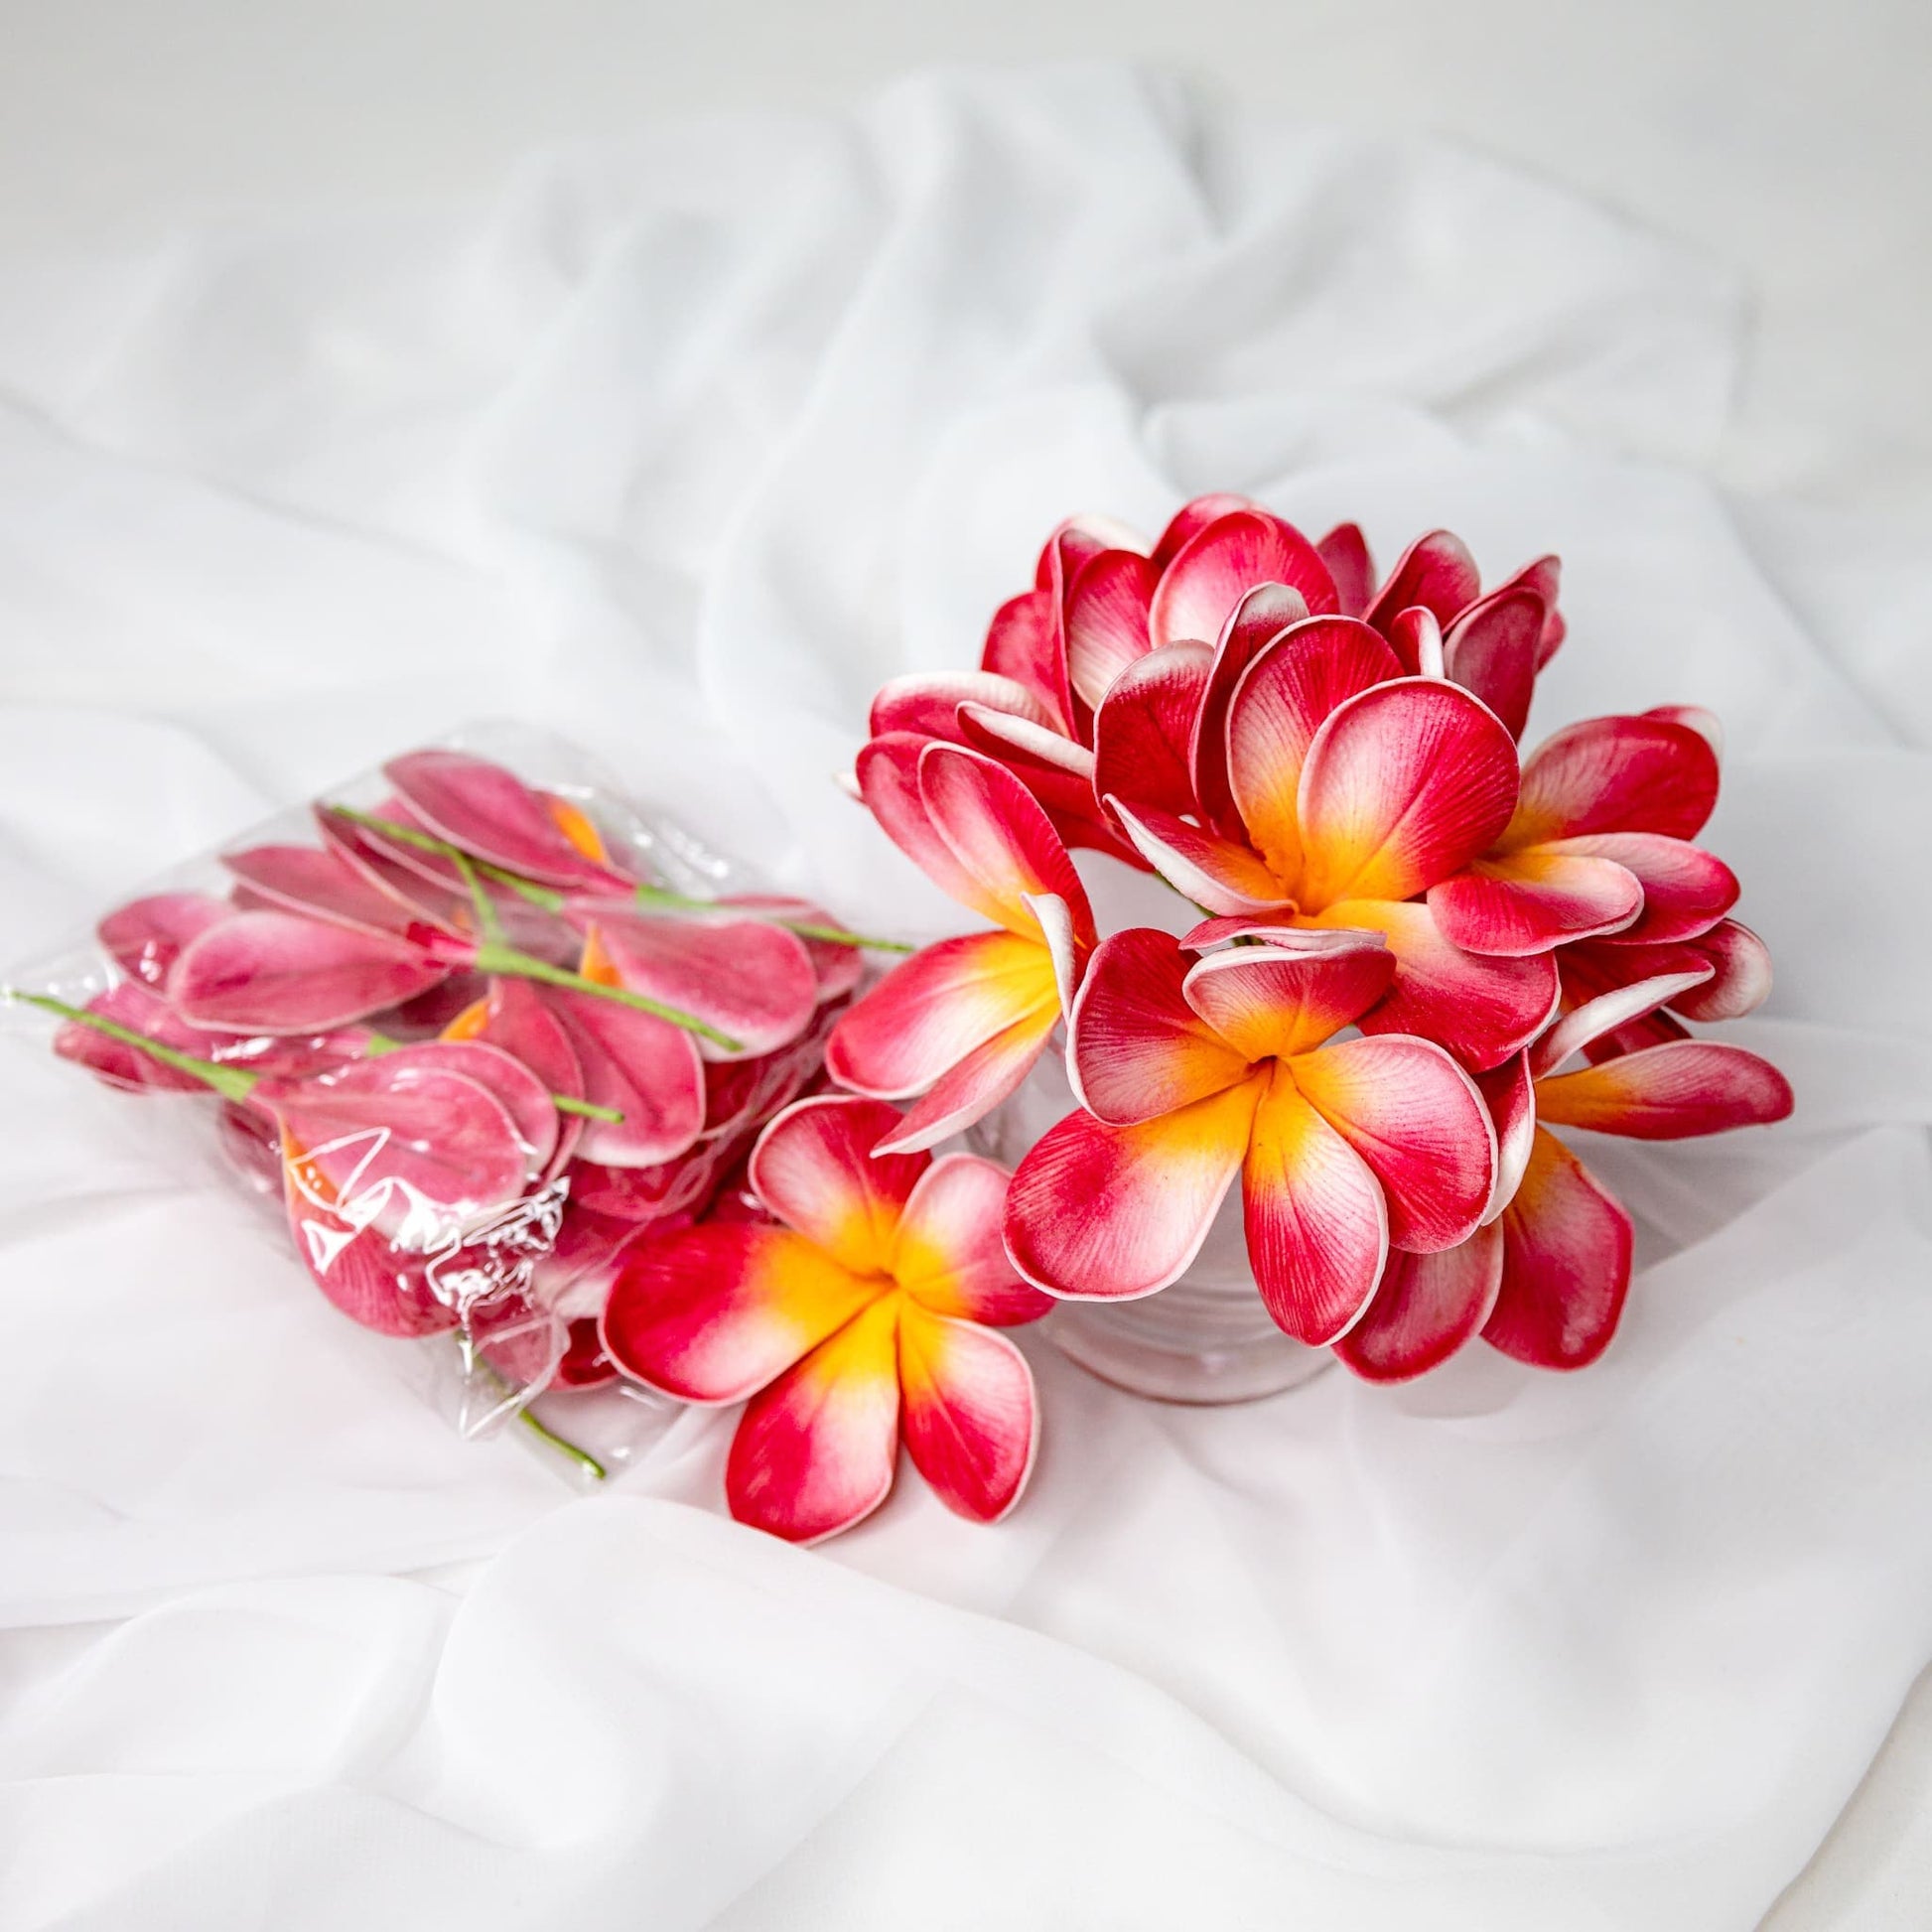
[512,1403,608,1480]
[628,882,913,954]
[10,991,260,1103]
[468,940,742,1052]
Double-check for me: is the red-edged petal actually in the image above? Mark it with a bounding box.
[748,1094,929,1272]
[1535,1041,1794,1140]
[1661,919,1772,1020]
[1242,1064,1388,1344]
[720,894,868,1005]
[1064,549,1160,713]
[873,1004,1059,1156]
[385,750,629,891]
[893,1154,1052,1325]
[1224,616,1404,884]
[1108,798,1293,915]
[1315,522,1375,618]
[1530,969,1715,1078]
[1151,492,1258,569]
[917,743,1096,946]
[98,893,229,988]
[574,908,817,1060]
[897,1301,1037,1523]
[727,1297,903,1544]
[1475,1051,1536,1223]
[1311,898,1559,1071]
[1150,508,1339,647]
[1181,934,1394,1063]
[446,976,585,1174]
[1332,1224,1504,1382]
[1482,1129,1631,1369]
[540,987,705,1167]
[1442,585,1546,740]
[1497,554,1566,666]
[602,1220,882,1403]
[171,910,450,1034]
[869,669,1052,742]
[1644,703,1723,756]
[282,1183,457,1338]
[1544,833,1737,942]
[1068,927,1255,1126]
[382,1037,559,1179]
[855,734,1000,922]
[1188,582,1310,836]
[1004,1078,1262,1300]
[1288,1035,1494,1251]
[980,588,1071,730]
[1507,714,1721,846]
[1092,641,1211,821]
[1363,530,1480,636]
[1427,846,1643,956]
[826,929,1058,1099]
[1296,679,1519,909]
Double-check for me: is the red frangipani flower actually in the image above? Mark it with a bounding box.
[826,741,1095,1153]
[1003,927,1497,1345]
[602,1096,1050,1543]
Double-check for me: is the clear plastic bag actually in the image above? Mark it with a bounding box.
[5,723,854,1484]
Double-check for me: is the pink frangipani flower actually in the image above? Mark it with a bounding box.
[602,1095,1050,1544]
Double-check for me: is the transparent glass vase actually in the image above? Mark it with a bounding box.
[971,1050,1331,1405]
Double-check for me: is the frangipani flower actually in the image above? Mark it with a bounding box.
[1337,968,1794,1379]
[826,740,1095,1153]
[1427,711,1737,957]
[1112,628,1556,1068]
[1003,927,1496,1345]
[601,1096,1050,1543]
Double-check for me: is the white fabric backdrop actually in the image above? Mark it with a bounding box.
[2,63,1929,1929]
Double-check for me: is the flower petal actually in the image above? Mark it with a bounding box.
[1534,1040,1795,1139]
[893,1154,1053,1325]
[826,929,1059,1099]
[98,893,230,988]
[1188,581,1310,836]
[1225,615,1404,883]
[1475,1051,1536,1223]
[748,1094,930,1272]
[224,843,449,947]
[1482,1129,1631,1369]
[869,669,1052,741]
[1442,584,1546,740]
[381,1037,559,1179]
[1288,1035,1494,1251]
[1332,1225,1505,1382]
[1311,898,1559,1071]
[919,743,1096,944]
[873,1004,1060,1156]
[1295,679,1519,909]
[1315,521,1375,618]
[264,1050,532,1236]
[572,907,818,1060]
[1151,492,1257,569]
[1543,832,1737,942]
[1064,549,1160,713]
[171,910,450,1034]
[1069,927,1256,1126]
[1529,968,1716,1078]
[282,1183,457,1338]
[1108,798,1294,915]
[855,734,1003,923]
[1150,508,1339,647]
[385,750,630,891]
[601,1220,882,1403]
[1426,845,1643,955]
[539,986,705,1167]
[445,976,584,1172]
[1004,1078,1262,1300]
[1507,714,1721,846]
[727,1297,903,1543]
[1499,554,1566,666]
[1363,529,1480,636]
[897,1301,1038,1522]
[1657,919,1772,1020]
[1181,934,1395,1063]
[1092,641,1211,821]
[1242,1064,1388,1344]
[980,588,1071,731]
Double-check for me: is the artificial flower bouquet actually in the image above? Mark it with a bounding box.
[13,498,1795,1541]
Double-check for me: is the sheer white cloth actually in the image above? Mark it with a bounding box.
[1,63,1928,1931]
